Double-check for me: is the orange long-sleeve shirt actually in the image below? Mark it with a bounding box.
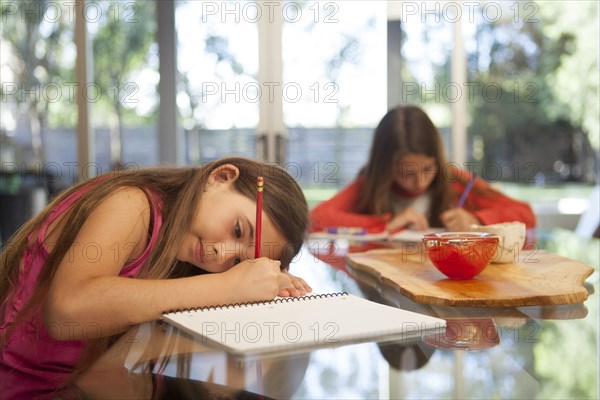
[310,168,536,232]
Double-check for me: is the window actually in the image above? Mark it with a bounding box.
[176,0,259,164]
[282,1,387,192]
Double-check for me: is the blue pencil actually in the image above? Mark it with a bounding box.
[457,177,475,208]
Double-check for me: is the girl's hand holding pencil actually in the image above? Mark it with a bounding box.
[225,257,293,300]
[385,207,429,232]
[251,176,310,298]
[440,175,479,231]
[439,208,480,232]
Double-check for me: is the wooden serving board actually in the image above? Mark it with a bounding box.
[346,248,595,307]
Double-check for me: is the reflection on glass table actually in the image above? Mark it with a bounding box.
[73,228,598,399]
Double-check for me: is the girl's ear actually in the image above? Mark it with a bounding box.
[206,164,240,189]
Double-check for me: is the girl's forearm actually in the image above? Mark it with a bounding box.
[44,273,239,341]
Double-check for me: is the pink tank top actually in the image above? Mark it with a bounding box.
[0,183,163,399]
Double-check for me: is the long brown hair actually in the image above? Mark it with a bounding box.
[0,157,308,381]
[355,105,453,227]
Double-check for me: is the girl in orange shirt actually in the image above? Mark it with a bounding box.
[310,106,536,233]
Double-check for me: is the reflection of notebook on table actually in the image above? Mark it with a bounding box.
[162,293,446,357]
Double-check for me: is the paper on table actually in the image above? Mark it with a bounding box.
[388,228,445,242]
[308,231,389,242]
[161,293,446,357]
[309,228,445,243]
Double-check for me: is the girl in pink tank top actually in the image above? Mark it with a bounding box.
[0,158,311,399]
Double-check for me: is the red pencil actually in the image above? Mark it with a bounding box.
[255,176,264,258]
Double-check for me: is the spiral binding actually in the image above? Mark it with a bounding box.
[164,292,348,314]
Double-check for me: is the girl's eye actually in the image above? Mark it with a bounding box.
[234,221,242,239]
[234,257,241,265]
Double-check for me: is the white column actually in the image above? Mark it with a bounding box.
[74,0,94,181]
[158,1,184,165]
[257,1,284,164]
[387,1,403,108]
[451,10,467,166]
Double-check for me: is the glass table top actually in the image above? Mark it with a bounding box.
[73,228,599,399]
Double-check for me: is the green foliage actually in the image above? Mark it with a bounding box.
[1,0,75,127]
[539,1,599,149]
[0,0,157,163]
[91,0,157,123]
[467,2,598,183]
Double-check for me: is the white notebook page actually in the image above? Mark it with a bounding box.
[162,293,446,356]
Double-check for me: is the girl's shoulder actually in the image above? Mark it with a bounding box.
[44,186,153,252]
[103,186,153,207]
[92,186,155,229]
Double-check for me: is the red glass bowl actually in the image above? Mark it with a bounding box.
[422,232,500,280]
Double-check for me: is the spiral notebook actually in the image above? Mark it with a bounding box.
[161,293,446,357]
